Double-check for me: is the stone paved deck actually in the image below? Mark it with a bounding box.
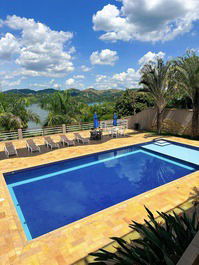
[0,130,198,265]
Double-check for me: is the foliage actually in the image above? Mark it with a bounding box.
[89,207,199,265]
[189,187,199,207]
[114,89,153,117]
[167,89,192,109]
[40,91,116,125]
[80,102,115,123]
[0,93,40,130]
[140,59,175,134]
[40,91,82,126]
[171,51,199,138]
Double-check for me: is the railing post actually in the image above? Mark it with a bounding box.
[18,128,23,139]
[126,118,129,129]
[62,124,66,134]
[79,122,82,131]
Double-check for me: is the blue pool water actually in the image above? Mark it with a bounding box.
[4,142,198,239]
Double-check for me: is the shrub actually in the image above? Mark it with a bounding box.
[189,187,199,207]
[89,207,199,265]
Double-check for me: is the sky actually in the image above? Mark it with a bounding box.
[0,0,199,91]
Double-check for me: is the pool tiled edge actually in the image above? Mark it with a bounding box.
[78,199,195,265]
[0,131,198,265]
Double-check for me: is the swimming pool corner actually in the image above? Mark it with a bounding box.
[0,133,198,265]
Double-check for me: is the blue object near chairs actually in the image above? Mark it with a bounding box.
[93,113,99,129]
[113,113,118,126]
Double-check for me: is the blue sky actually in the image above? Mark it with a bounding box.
[0,0,199,91]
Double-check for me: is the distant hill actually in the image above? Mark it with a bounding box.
[67,88,82,97]
[4,89,37,94]
[69,88,123,103]
[4,88,57,95]
[36,88,58,94]
[4,88,124,103]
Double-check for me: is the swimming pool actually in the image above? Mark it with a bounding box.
[4,140,199,240]
[141,139,199,165]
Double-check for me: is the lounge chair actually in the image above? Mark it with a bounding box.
[74,133,89,144]
[26,139,40,152]
[60,135,75,146]
[109,127,118,138]
[44,136,59,149]
[4,142,18,157]
[118,127,125,136]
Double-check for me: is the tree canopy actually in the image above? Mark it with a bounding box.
[0,93,40,130]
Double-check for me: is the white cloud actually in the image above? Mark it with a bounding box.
[113,68,139,82]
[65,78,75,86]
[2,70,22,80]
[68,46,76,54]
[49,79,60,89]
[0,15,74,77]
[95,75,107,83]
[80,65,92,72]
[94,67,140,90]
[93,1,199,42]
[73,75,85,79]
[27,80,61,89]
[65,76,85,89]
[53,83,60,89]
[1,79,21,90]
[49,79,55,84]
[29,83,49,88]
[138,51,165,65]
[0,33,20,60]
[93,51,165,89]
[90,49,119,66]
[112,68,140,88]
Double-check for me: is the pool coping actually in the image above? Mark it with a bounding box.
[84,198,197,265]
[0,132,198,265]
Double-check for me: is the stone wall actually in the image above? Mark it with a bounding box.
[128,108,193,136]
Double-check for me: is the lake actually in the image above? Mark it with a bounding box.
[27,104,48,129]
[88,102,102,106]
[27,102,102,128]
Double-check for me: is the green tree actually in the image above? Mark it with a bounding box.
[167,89,192,109]
[80,102,115,123]
[40,91,81,126]
[0,94,40,130]
[172,51,199,138]
[115,89,137,117]
[140,59,174,134]
[115,89,154,118]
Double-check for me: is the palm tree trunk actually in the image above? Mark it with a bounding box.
[157,107,163,135]
[192,89,199,138]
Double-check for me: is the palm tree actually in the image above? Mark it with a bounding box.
[140,59,174,134]
[0,94,40,130]
[172,51,199,138]
[41,91,81,126]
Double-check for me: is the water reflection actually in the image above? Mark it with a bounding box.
[136,158,175,188]
[103,152,176,188]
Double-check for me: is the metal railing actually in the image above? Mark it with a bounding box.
[0,118,128,142]
[0,130,19,141]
